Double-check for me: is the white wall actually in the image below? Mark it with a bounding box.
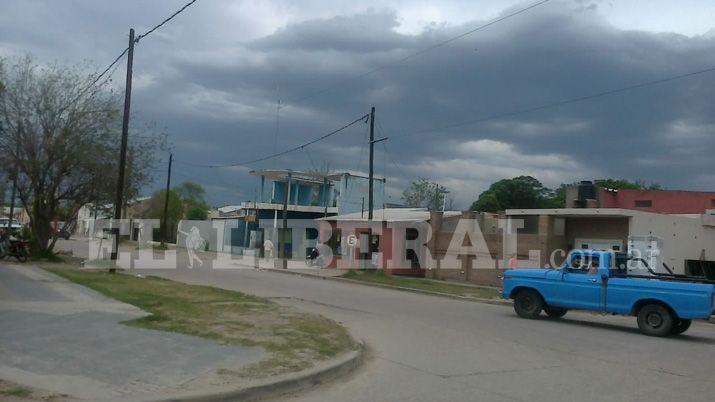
[629,213,715,273]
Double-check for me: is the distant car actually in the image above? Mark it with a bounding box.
[58,228,71,240]
[0,218,23,232]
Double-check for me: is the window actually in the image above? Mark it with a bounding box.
[634,200,652,208]
[711,199,715,207]
[568,255,599,274]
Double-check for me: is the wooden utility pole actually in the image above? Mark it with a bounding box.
[114,28,135,222]
[7,141,18,231]
[161,153,173,245]
[368,107,375,220]
[278,172,291,269]
[110,28,135,271]
[367,107,387,221]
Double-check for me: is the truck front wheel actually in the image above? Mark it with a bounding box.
[670,319,691,335]
[637,304,674,337]
[513,289,543,319]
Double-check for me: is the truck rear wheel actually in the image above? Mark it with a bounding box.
[544,306,567,319]
[513,289,543,319]
[637,304,674,337]
[670,319,691,335]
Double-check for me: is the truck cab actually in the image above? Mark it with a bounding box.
[502,250,715,336]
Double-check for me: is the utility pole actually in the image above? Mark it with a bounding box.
[161,153,173,246]
[367,107,387,221]
[368,107,375,220]
[6,139,18,231]
[278,172,291,269]
[110,28,135,271]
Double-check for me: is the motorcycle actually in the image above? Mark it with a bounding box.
[0,232,30,262]
[305,247,325,268]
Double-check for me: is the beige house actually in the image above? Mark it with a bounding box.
[505,208,715,275]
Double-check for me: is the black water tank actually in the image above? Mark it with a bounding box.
[578,180,596,201]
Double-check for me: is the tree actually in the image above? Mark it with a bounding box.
[174,181,209,214]
[0,56,163,252]
[185,206,208,220]
[402,178,450,211]
[471,176,552,212]
[595,178,661,190]
[141,181,209,223]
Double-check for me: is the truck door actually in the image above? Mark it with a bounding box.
[556,254,603,311]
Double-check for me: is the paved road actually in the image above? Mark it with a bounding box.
[57,239,715,401]
[0,263,264,401]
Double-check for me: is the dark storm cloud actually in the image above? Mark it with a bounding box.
[3,1,715,206]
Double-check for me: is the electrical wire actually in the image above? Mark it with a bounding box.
[280,0,551,109]
[134,0,199,43]
[177,112,370,168]
[390,64,715,140]
[73,0,199,105]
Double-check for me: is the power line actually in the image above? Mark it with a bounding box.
[75,0,199,104]
[175,112,370,168]
[280,0,551,109]
[135,0,199,43]
[390,64,715,140]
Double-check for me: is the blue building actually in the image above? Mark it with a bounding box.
[211,169,385,258]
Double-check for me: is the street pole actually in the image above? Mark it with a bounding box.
[279,172,291,269]
[323,176,328,218]
[368,107,375,220]
[7,142,18,231]
[161,153,173,246]
[110,28,135,272]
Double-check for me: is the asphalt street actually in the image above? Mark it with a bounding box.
[57,239,715,401]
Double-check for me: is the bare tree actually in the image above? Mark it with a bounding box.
[0,56,163,253]
[402,178,450,211]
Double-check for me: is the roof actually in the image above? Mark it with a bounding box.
[320,207,461,222]
[505,208,650,218]
[217,205,242,214]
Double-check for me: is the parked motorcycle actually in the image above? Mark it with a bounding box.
[0,231,30,262]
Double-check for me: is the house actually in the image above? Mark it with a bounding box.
[504,207,715,277]
[566,181,715,215]
[319,208,464,276]
[209,169,386,257]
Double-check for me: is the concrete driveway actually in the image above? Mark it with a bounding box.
[0,263,264,401]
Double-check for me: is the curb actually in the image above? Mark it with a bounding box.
[261,267,512,307]
[139,343,364,402]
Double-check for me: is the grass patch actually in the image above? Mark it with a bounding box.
[45,268,355,378]
[342,270,500,299]
[0,381,32,398]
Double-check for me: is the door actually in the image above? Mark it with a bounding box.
[555,255,603,310]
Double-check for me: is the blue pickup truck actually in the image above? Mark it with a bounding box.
[502,250,715,336]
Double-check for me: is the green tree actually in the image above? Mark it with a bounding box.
[185,206,208,220]
[0,56,162,252]
[174,181,209,219]
[595,178,661,190]
[402,178,450,211]
[471,176,552,212]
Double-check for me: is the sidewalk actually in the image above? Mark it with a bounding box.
[0,263,266,401]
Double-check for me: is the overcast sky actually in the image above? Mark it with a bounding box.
[2,0,715,208]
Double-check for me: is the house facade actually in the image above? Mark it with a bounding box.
[565,181,715,215]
